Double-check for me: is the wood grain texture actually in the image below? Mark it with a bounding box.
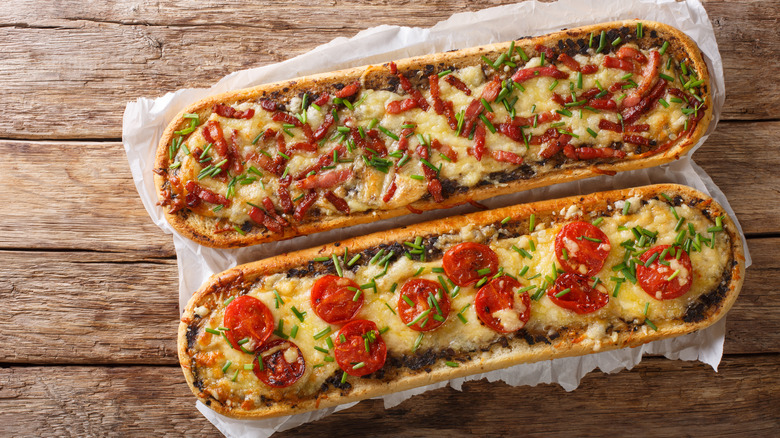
[0,0,777,139]
[0,356,776,437]
[2,121,779,255]
[0,238,773,365]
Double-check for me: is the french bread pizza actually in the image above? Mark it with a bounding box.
[155,20,713,248]
[178,184,744,419]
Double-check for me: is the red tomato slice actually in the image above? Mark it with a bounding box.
[310,275,363,325]
[555,221,611,276]
[442,242,499,286]
[547,272,609,314]
[253,340,306,388]
[397,279,451,332]
[223,295,275,351]
[334,319,387,377]
[637,245,693,300]
[475,276,531,333]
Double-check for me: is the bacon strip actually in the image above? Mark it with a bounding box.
[312,114,335,141]
[471,123,486,161]
[382,175,398,203]
[213,103,255,119]
[185,181,231,207]
[511,66,569,83]
[397,73,430,111]
[262,197,288,227]
[557,53,581,72]
[604,56,634,72]
[535,44,554,60]
[278,176,294,214]
[622,134,651,146]
[480,76,502,102]
[293,191,319,221]
[443,75,472,95]
[386,98,419,114]
[460,100,484,138]
[335,81,360,99]
[616,46,648,64]
[623,50,661,108]
[324,191,350,214]
[621,79,667,125]
[259,100,277,112]
[429,75,458,130]
[202,121,230,175]
[313,93,330,106]
[563,145,627,160]
[294,145,344,180]
[540,134,572,159]
[296,169,354,190]
[491,150,524,165]
[431,139,458,162]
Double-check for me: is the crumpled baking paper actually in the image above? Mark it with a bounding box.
[122,0,751,436]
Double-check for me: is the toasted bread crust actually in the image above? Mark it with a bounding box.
[156,20,713,248]
[178,184,744,419]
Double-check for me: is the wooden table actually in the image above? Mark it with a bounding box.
[2,1,778,435]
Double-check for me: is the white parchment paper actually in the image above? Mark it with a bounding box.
[122,0,751,436]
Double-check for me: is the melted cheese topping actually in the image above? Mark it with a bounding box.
[168,43,703,231]
[188,196,730,409]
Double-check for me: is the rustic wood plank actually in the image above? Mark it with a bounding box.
[0,0,776,139]
[0,140,174,256]
[0,237,774,364]
[2,120,777,255]
[0,355,776,437]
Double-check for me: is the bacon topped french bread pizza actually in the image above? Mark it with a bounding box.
[155,20,713,248]
[178,184,744,419]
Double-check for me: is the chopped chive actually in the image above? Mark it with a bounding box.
[577,71,583,89]
[347,254,361,267]
[438,69,452,77]
[539,52,545,67]
[332,254,343,277]
[314,346,329,354]
[667,270,680,281]
[548,79,559,91]
[412,333,424,352]
[516,46,529,61]
[612,37,622,46]
[377,126,399,141]
[273,289,284,308]
[410,174,424,181]
[476,268,492,276]
[445,361,459,368]
[501,216,511,225]
[622,201,631,215]
[222,360,232,373]
[402,294,415,307]
[637,22,644,38]
[313,327,332,340]
[596,30,607,53]
[645,319,658,331]
[205,328,221,335]
[290,325,299,339]
[529,214,536,231]
[291,306,306,322]
[384,302,397,315]
[659,41,669,55]
[413,267,425,276]
[480,98,494,113]
[479,114,496,133]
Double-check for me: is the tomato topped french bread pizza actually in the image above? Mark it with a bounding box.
[155,20,713,248]
[178,184,744,419]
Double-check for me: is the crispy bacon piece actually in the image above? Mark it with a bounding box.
[228,130,244,174]
[294,145,344,180]
[622,79,667,125]
[275,132,288,156]
[481,76,502,102]
[202,121,231,174]
[535,44,555,60]
[609,81,629,92]
[616,46,648,64]
[429,75,459,130]
[312,114,335,141]
[579,88,603,100]
[278,176,294,214]
[248,206,266,225]
[296,169,354,190]
[580,64,599,74]
[386,98,418,114]
[491,150,524,165]
[563,145,627,160]
[287,142,317,152]
[427,179,444,203]
[397,72,430,111]
[313,93,330,106]
[529,128,559,145]
[623,50,661,108]
[262,128,277,141]
[213,103,255,119]
[260,100,277,112]
[604,56,634,72]
[431,139,458,162]
[443,75,472,95]
[389,61,398,75]
[262,197,288,227]
[383,175,398,203]
[336,81,361,99]
[324,191,350,214]
[622,134,651,146]
[540,134,572,159]
[471,123,487,161]
[460,100,484,138]
[407,205,423,214]
[625,124,649,133]
[293,191,319,221]
[185,181,231,207]
[498,121,523,142]
[557,53,581,72]
[249,153,286,177]
[551,93,572,106]
[365,129,388,157]
[599,119,623,133]
[587,97,617,111]
[511,66,569,83]
[468,199,489,210]
[272,112,302,127]
[668,88,693,105]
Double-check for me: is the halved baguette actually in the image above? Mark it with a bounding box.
[178,184,744,419]
[155,20,713,248]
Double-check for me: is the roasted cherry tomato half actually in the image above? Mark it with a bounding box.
[637,245,693,300]
[334,319,387,377]
[475,276,531,333]
[547,272,609,314]
[310,275,363,325]
[253,340,306,388]
[442,242,499,287]
[397,279,451,332]
[555,221,611,276]
[223,295,275,351]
